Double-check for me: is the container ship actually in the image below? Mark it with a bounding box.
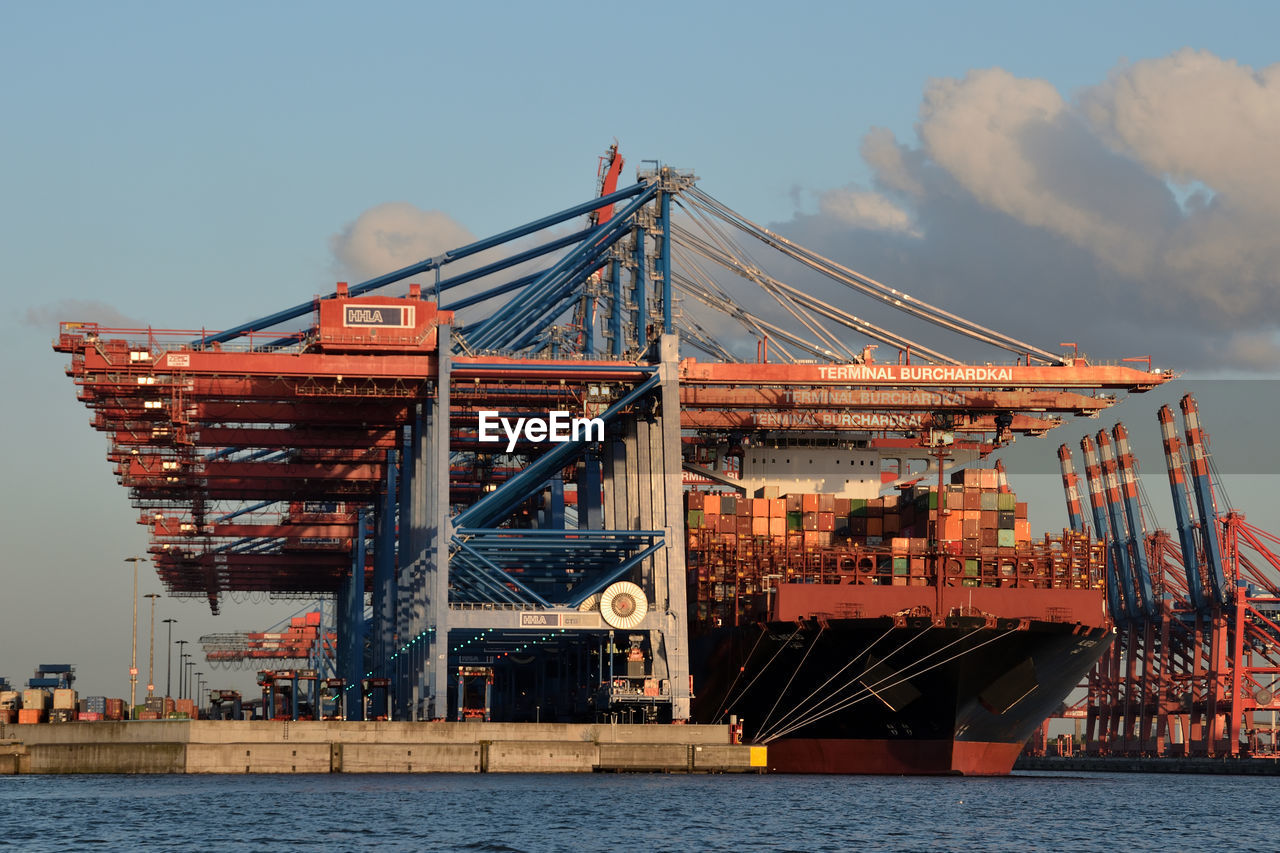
[685,439,1111,775]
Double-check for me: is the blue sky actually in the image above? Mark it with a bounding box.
[2,1,1277,697]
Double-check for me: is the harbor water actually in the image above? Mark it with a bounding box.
[2,771,1277,851]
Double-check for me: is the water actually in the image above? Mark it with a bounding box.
[1,771,1276,851]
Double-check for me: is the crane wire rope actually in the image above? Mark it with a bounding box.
[675,202,862,362]
[671,218,955,363]
[758,624,973,742]
[673,265,836,363]
[754,625,826,739]
[764,625,1020,743]
[711,628,770,723]
[753,622,912,742]
[715,624,807,717]
[684,187,1063,364]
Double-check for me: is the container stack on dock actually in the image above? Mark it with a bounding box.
[19,689,48,725]
[686,471,1101,631]
[0,689,20,724]
[50,689,78,723]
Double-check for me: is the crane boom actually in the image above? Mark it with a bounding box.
[1157,404,1208,612]
[1180,394,1229,604]
[1057,444,1085,534]
[1113,424,1156,618]
[1080,435,1128,624]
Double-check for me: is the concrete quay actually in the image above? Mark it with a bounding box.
[0,720,766,775]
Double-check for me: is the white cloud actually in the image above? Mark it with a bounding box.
[25,299,147,329]
[774,51,1280,373]
[818,187,921,237]
[917,68,1167,279]
[329,202,475,282]
[1079,49,1280,214]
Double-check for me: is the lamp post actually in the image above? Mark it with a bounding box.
[194,671,204,715]
[144,594,160,697]
[162,618,177,698]
[125,556,145,715]
[177,646,189,699]
[185,660,195,703]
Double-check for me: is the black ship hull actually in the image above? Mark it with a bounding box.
[691,615,1112,774]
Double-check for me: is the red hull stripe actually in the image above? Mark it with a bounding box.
[766,738,1025,775]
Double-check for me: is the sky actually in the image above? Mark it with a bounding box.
[2,1,1278,699]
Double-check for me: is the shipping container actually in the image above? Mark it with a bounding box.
[22,689,49,711]
[53,688,78,710]
[0,690,20,710]
[18,708,43,724]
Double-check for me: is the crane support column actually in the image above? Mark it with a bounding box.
[634,224,647,353]
[426,325,453,719]
[399,404,429,719]
[657,333,691,719]
[609,257,623,357]
[660,185,673,335]
[394,421,415,719]
[373,448,399,687]
[580,450,603,531]
[340,510,367,720]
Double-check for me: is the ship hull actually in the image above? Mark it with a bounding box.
[691,615,1111,775]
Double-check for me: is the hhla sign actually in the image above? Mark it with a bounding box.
[478,410,605,453]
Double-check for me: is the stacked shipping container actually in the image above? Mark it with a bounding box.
[686,469,1104,630]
